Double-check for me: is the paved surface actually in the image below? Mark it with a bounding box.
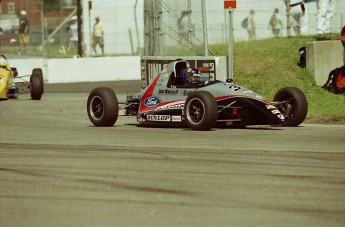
[0,84,345,227]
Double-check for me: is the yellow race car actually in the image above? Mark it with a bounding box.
[0,54,44,100]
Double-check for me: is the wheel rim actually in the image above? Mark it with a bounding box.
[186,97,205,125]
[90,95,104,120]
[277,94,295,118]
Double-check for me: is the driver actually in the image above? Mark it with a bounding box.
[181,67,201,85]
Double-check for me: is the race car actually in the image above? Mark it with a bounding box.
[0,54,44,100]
[87,59,308,130]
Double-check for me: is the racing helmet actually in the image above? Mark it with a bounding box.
[181,67,200,84]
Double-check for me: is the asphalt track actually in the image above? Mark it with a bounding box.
[0,81,345,227]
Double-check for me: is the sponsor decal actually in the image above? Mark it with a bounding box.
[156,103,184,111]
[138,73,160,112]
[144,96,160,107]
[271,110,281,114]
[171,116,182,122]
[158,89,179,95]
[147,114,171,121]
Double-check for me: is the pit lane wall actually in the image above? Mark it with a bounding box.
[10,56,227,85]
[11,56,141,84]
[306,40,345,86]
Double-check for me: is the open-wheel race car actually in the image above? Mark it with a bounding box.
[0,54,44,100]
[87,59,308,130]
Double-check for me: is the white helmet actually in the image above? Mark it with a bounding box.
[20,10,27,16]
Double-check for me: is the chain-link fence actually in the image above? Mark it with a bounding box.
[0,0,78,58]
[0,0,344,59]
[144,0,208,56]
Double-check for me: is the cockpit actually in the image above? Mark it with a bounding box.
[167,60,209,88]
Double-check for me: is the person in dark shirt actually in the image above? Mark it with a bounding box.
[18,10,29,54]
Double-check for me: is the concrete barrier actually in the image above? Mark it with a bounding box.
[11,56,141,84]
[306,40,345,86]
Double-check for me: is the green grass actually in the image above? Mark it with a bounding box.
[211,35,345,124]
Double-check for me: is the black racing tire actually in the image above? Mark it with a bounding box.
[30,68,44,100]
[273,87,308,127]
[184,91,218,130]
[87,87,118,127]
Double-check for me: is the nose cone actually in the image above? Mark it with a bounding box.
[266,105,285,126]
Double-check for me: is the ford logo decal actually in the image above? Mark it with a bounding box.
[144,96,160,107]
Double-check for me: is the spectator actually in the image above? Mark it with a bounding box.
[247,10,256,40]
[269,8,284,37]
[68,16,78,48]
[92,16,104,55]
[59,16,78,55]
[18,10,29,54]
[316,0,336,34]
[285,0,309,36]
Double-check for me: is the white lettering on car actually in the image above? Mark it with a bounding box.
[156,104,184,111]
[171,116,182,122]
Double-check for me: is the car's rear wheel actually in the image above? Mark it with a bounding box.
[30,68,44,100]
[273,87,308,126]
[184,91,218,130]
[87,87,118,127]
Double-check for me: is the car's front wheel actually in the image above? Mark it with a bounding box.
[273,87,308,126]
[184,91,218,130]
[87,87,118,127]
[30,68,44,100]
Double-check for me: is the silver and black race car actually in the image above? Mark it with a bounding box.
[87,59,308,130]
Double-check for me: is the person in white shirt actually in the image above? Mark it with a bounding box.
[68,16,78,47]
[316,0,336,34]
[285,0,309,36]
[92,16,104,55]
